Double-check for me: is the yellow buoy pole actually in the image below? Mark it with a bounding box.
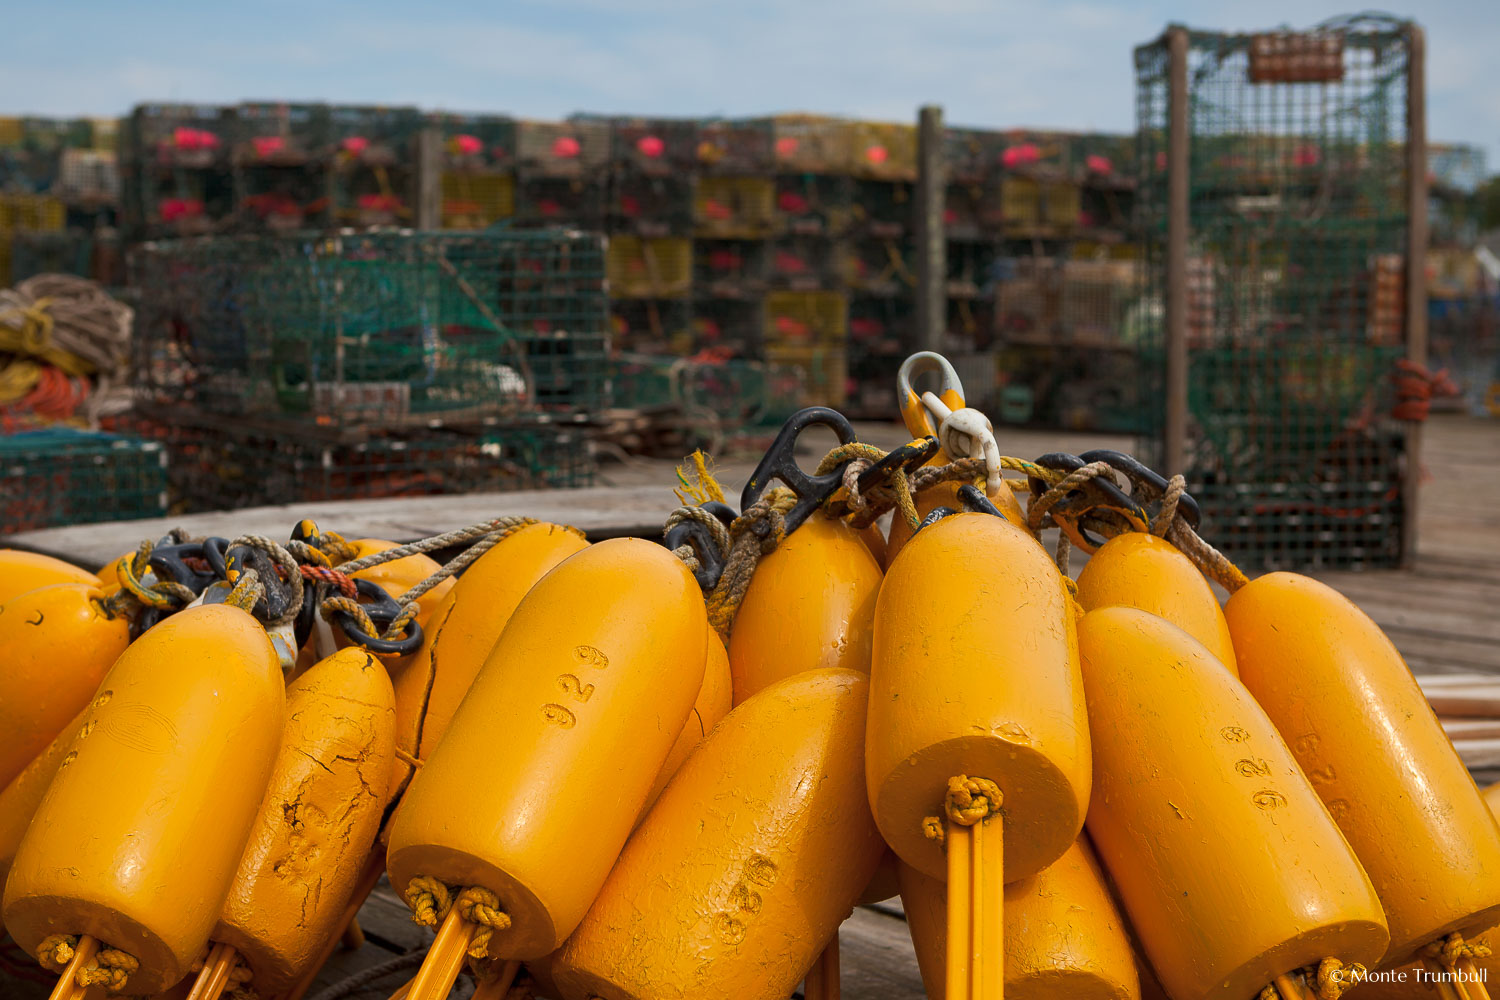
[803,937,841,1000]
[184,944,236,1000]
[469,960,520,1000]
[405,909,474,1000]
[45,934,98,1000]
[945,812,1004,1000]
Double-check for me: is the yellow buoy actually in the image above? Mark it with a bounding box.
[386,538,706,971]
[0,582,131,789]
[728,515,882,703]
[1075,531,1237,674]
[1229,572,1500,966]
[899,838,1140,1000]
[553,668,885,1000]
[867,511,1089,883]
[870,509,1088,1000]
[1080,606,1388,1000]
[1347,780,1500,999]
[206,647,397,997]
[0,707,89,939]
[2,604,285,995]
[644,626,733,815]
[0,548,99,604]
[384,523,588,802]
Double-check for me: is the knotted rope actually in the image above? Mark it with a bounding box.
[37,934,140,994]
[921,775,1003,846]
[403,878,511,959]
[331,516,581,641]
[1423,931,1492,967]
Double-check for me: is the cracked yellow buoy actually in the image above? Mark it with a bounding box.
[1229,572,1500,968]
[1075,531,1237,674]
[1080,606,1388,1000]
[386,538,706,993]
[0,549,99,604]
[2,604,285,995]
[190,647,397,1000]
[0,582,131,789]
[553,668,885,1000]
[643,625,732,816]
[384,523,589,803]
[899,838,1140,1000]
[728,515,882,704]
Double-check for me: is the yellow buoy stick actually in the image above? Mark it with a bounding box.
[1424,960,1468,1000]
[1274,973,1311,1000]
[185,943,237,1000]
[945,825,972,997]
[470,960,521,1000]
[944,814,1003,1000]
[977,815,1003,1000]
[46,934,98,1000]
[804,937,841,1000]
[1459,957,1490,1000]
[340,917,365,952]
[406,909,475,1000]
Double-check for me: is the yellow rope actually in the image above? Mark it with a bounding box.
[1424,932,1491,967]
[36,934,77,972]
[674,449,727,506]
[1313,958,1366,1000]
[38,935,139,993]
[456,886,512,960]
[921,775,1003,845]
[77,947,140,992]
[404,878,511,959]
[405,875,453,927]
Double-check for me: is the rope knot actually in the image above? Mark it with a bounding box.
[405,875,454,927]
[1423,932,1487,966]
[76,948,139,993]
[455,886,512,959]
[36,934,77,972]
[944,775,1003,826]
[1313,958,1365,999]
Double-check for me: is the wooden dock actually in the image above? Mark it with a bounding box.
[2,414,1497,1000]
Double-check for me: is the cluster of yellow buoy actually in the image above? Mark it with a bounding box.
[1,349,1499,1000]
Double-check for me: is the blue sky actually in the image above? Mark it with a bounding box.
[3,2,1495,171]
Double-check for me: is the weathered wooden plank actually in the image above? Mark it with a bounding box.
[4,486,678,570]
[830,905,927,1000]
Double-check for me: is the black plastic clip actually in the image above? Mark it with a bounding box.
[740,406,859,537]
[1077,449,1201,531]
[329,577,425,656]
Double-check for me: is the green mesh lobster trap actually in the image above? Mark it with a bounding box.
[0,430,169,533]
[130,228,610,429]
[1134,15,1425,571]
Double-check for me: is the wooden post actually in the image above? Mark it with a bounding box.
[1401,23,1428,568]
[915,105,947,354]
[415,127,442,231]
[1163,27,1191,477]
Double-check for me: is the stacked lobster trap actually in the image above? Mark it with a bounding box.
[1134,15,1425,570]
[127,228,607,510]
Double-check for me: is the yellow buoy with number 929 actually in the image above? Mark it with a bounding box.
[385,538,706,1000]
